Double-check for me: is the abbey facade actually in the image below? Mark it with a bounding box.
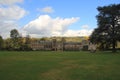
[30,38,89,51]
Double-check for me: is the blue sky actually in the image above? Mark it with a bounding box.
[0,0,120,38]
[20,0,119,28]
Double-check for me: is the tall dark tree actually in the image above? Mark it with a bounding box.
[10,29,20,50]
[10,29,20,38]
[90,4,120,52]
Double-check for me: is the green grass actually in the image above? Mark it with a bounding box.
[0,51,120,80]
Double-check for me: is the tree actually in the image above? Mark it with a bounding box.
[90,4,120,52]
[10,29,20,50]
[40,37,47,41]
[10,29,20,38]
[4,38,12,50]
[0,35,3,50]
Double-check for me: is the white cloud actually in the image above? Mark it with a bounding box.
[23,15,80,37]
[23,15,93,37]
[38,6,54,13]
[0,0,23,5]
[0,21,18,38]
[0,5,27,20]
[0,0,27,38]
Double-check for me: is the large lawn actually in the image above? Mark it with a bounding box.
[0,51,120,80]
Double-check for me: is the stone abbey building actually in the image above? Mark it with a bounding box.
[30,38,89,51]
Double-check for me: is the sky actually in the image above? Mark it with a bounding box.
[0,0,120,38]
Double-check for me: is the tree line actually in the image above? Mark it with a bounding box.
[0,29,31,51]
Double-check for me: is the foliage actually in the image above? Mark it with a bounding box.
[10,29,21,50]
[4,38,12,50]
[90,4,120,52]
[3,29,32,51]
[10,29,20,39]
